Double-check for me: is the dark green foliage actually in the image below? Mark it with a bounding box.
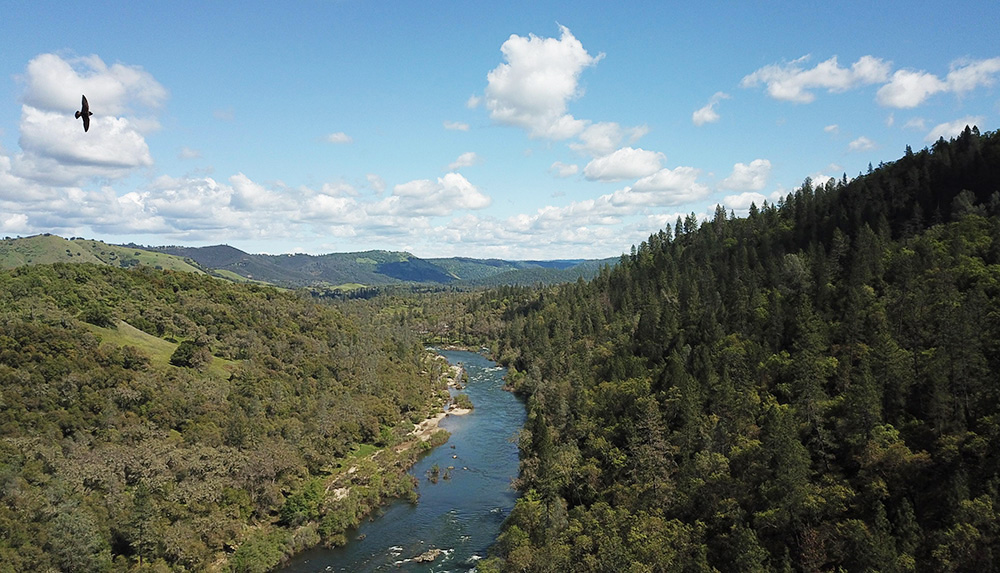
[168,339,210,368]
[0,263,448,570]
[489,128,1000,571]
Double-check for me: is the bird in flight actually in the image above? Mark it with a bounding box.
[75,95,92,132]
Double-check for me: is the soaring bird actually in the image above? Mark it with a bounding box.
[75,95,92,132]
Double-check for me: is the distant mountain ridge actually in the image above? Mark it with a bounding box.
[0,234,615,288]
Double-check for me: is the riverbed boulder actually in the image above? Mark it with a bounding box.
[414,548,443,562]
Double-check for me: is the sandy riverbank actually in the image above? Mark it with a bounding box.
[410,405,472,442]
[407,361,473,442]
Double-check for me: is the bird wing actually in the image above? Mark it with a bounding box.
[81,94,89,112]
[83,113,90,132]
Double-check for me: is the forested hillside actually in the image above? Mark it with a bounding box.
[0,264,451,572]
[483,127,1000,571]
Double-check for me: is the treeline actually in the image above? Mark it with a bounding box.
[0,264,449,572]
[481,127,1000,571]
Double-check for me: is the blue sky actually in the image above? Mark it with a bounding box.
[1,1,998,259]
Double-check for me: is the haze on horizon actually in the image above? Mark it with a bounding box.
[1,1,998,259]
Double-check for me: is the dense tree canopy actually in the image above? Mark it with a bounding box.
[480,127,1000,572]
[0,264,450,571]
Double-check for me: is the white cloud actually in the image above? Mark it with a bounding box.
[945,57,1000,93]
[924,116,985,142]
[16,106,153,185]
[848,136,876,152]
[570,122,649,156]
[448,151,480,171]
[484,25,603,139]
[876,57,1000,109]
[692,92,730,126]
[904,117,927,131]
[723,191,767,213]
[11,53,164,186]
[20,53,167,116]
[378,172,491,216]
[824,124,839,134]
[443,120,469,131]
[178,147,201,159]
[0,213,30,234]
[466,95,481,108]
[742,55,890,103]
[626,166,711,206]
[876,69,947,108]
[229,172,287,211]
[583,147,664,181]
[721,159,772,191]
[550,161,579,178]
[325,132,353,144]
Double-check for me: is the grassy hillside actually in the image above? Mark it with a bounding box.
[0,234,205,274]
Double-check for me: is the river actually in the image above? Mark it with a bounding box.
[280,349,525,572]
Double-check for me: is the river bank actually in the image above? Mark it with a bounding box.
[216,351,471,572]
[407,361,473,444]
[280,349,525,572]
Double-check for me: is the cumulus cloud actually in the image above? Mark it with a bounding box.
[824,124,839,134]
[20,53,167,116]
[741,55,890,103]
[626,166,711,206]
[692,92,730,125]
[0,213,30,234]
[435,165,708,257]
[848,136,876,152]
[876,70,947,108]
[550,161,579,177]
[443,120,470,131]
[448,151,480,171]
[484,25,603,139]
[924,116,985,142]
[325,132,353,144]
[723,191,768,213]
[877,57,1000,108]
[16,106,153,185]
[583,147,665,181]
[12,53,164,186]
[430,212,632,260]
[721,159,772,191]
[946,57,1000,92]
[377,172,491,217]
[570,122,648,156]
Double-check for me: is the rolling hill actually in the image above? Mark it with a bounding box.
[0,234,613,288]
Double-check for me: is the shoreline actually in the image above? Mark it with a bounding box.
[408,361,472,443]
[273,351,476,572]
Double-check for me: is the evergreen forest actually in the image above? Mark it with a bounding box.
[476,127,1000,572]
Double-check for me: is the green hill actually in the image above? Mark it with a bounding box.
[148,244,608,288]
[0,262,449,572]
[484,127,1000,571]
[0,234,206,274]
